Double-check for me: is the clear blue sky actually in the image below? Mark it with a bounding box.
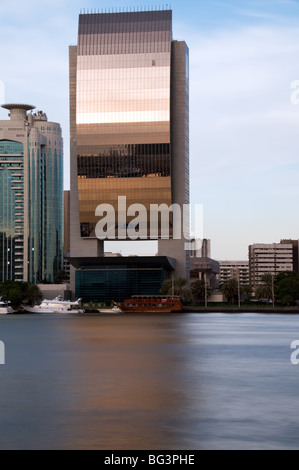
[0,0,298,260]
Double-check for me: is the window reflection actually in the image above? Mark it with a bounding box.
[76,11,172,238]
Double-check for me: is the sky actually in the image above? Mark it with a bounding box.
[0,0,298,260]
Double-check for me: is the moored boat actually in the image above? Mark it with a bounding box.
[22,296,85,314]
[113,295,183,313]
[97,306,122,314]
[0,297,16,315]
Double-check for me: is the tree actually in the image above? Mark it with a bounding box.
[54,270,67,284]
[160,277,192,303]
[191,279,210,303]
[23,283,43,306]
[241,284,252,301]
[221,278,238,304]
[160,279,173,295]
[275,272,299,306]
[0,280,26,307]
[255,273,274,303]
[0,281,43,307]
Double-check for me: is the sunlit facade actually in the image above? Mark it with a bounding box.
[69,10,189,299]
[75,11,172,237]
[0,104,63,283]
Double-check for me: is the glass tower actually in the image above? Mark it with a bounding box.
[0,104,64,283]
[69,9,189,296]
[75,11,172,237]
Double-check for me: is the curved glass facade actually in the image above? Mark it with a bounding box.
[76,11,172,238]
[0,140,24,282]
[0,110,63,284]
[32,121,64,282]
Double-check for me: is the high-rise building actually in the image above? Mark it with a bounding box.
[63,190,70,283]
[0,104,63,283]
[69,9,189,301]
[249,242,294,288]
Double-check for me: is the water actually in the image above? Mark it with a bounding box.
[0,312,298,450]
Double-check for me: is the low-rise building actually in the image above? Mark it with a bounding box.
[218,261,249,286]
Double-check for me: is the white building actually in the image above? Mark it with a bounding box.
[249,243,293,287]
[218,261,249,286]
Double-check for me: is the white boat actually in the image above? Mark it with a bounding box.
[0,297,16,314]
[97,306,122,314]
[22,296,85,314]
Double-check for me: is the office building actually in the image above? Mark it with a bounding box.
[63,190,70,283]
[249,242,294,288]
[0,104,63,283]
[69,9,189,301]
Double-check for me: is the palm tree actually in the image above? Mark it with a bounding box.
[241,284,253,302]
[160,277,192,302]
[221,278,238,304]
[191,279,210,303]
[255,273,274,303]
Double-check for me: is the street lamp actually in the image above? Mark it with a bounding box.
[237,268,241,309]
[272,274,275,308]
[204,272,208,308]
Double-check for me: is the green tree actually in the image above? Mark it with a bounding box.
[221,278,238,304]
[54,270,67,284]
[241,284,252,302]
[0,280,26,307]
[160,277,192,302]
[275,272,299,306]
[160,279,173,295]
[275,271,298,285]
[191,279,210,303]
[0,281,43,307]
[23,283,43,306]
[255,273,274,303]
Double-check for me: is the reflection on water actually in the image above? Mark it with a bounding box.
[0,313,299,449]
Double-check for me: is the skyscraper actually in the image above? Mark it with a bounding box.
[0,104,63,283]
[69,9,189,301]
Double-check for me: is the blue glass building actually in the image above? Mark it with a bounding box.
[0,104,63,283]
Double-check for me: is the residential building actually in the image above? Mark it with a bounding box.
[249,242,294,288]
[280,239,299,273]
[0,104,63,283]
[218,261,249,286]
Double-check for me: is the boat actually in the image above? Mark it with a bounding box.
[22,296,85,314]
[97,306,122,314]
[0,297,16,315]
[112,295,183,313]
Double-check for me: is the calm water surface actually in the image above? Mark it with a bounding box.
[0,312,298,450]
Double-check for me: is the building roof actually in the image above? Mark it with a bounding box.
[69,255,176,271]
[1,104,35,111]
